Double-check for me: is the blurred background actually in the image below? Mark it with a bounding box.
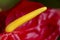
[31,0,60,8]
[0,0,19,10]
[0,0,60,11]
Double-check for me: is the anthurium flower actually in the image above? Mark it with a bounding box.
[0,0,60,40]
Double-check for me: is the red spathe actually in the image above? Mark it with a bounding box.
[0,0,60,40]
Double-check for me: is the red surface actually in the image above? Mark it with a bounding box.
[0,0,60,40]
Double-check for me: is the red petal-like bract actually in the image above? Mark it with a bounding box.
[0,1,60,40]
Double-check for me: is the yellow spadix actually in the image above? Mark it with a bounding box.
[5,7,47,32]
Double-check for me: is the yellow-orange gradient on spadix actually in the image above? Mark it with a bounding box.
[5,7,47,32]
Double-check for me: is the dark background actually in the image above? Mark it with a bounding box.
[31,0,60,8]
[0,0,60,11]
